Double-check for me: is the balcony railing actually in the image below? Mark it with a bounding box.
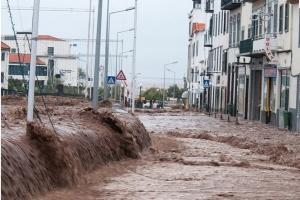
[239,39,253,55]
[221,0,241,10]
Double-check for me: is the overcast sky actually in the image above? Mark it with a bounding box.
[1,0,192,88]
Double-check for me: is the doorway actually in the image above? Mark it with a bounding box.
[244,76,249,119]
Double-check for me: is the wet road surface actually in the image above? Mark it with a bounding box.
[37,112,300,200]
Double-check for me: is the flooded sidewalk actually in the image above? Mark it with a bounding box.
[39,112,300,200]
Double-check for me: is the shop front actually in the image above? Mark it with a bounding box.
[261,64,277,125]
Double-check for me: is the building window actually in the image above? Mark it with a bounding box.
[274,3,278,37]
[216,47,219,71]
[248,24,252,39]
[229,16,233,46]
[285,3,289,32]
[209,16,213,36]
[221,11,223,34]
[227,12,230,34]
[8,65,29,75]
[222,51,227,73]
[252,15,258,39]
[241,26,245,41]
[1,72,4,83]
[280,70,290,110]
[218,12,221,35]
[193,43,196,57]
[237,13,241,45]
[11,48,16,53]
[1,52,5,61]
[279,5,284,33]
[258,15,263,38]
[196,41,199,57]
[219,47,222,71]
[193,2,201,9]
[215,14,218,36]
[267,6,272,34]
[233,15,237,46]
[223,11,227,34]
[36,66,48,76]
[48,47,54,56]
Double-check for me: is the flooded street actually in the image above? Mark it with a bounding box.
[39,112,300,200]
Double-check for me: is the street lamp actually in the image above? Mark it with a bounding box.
[118,50,134,75]
[167,68,176,99]
[114,29,134,100]
[103,1,135,99]
[163,61,178,108]
[116,28,134,73]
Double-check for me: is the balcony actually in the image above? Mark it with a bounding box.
[239,39,253,55]
[221,0,241,10]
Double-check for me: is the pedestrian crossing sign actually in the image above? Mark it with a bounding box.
[107,76,116,85]
[203,79,210,88]
[116,70,127,81]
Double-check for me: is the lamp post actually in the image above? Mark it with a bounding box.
[131,0,138,114]
[163,61,178,108]
[84,0,93,99]
[167,68,176,99]
[27,0,40,122]
[116,28,134,73]
[114,29,134,100]
[92,0,104,109]
[103,3,135,99]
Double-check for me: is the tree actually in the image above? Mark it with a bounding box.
[78,68,86,79]
[167,84,184,99]
[142,87,162,101]
[8,78,25,91]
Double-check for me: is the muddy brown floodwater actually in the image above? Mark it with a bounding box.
[34,111,300,200]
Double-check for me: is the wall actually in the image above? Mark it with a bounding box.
[1,50,10,89]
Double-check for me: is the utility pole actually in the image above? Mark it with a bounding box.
[92,0,104,109]
[84,0,93,99]
[27,0,40,122]
[131,0,138,113]
[103,0,110,99]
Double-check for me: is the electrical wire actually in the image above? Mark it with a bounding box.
[2,7,95,13]
[24,34,58,135]
[6,0,57,133]
[6,0,26,85]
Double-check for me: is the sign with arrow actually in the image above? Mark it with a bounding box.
[116,70,127,81]
[107,76,116,85]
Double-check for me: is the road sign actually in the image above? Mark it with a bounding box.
[203,79,210,88]
[107,76,116,85]
[116,70,127,80]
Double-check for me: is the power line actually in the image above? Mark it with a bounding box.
[2,7,95,13]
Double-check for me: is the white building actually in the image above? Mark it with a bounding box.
[208,0,230,114]
[1,42,10,90]
[8,53,48,86]
[187,0,210,108]
[2,35,78,87]
[187,0,300,132]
